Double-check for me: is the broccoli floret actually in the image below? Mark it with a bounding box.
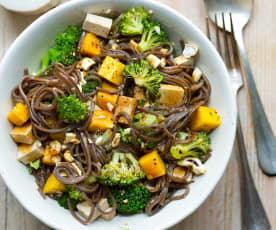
[119,128,133,144]
[108,183,151,214]
[170,131,210,160]
[133,112,159,127]
[57,185,83,210]
[123,60,163,97]
[119,7,150,36]
[99,152,145,186]
[38,25,82,74]
[137,20,168,52]
[82,79,99,94]
[56,94,87,124]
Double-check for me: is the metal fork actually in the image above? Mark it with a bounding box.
[206,13,271,230]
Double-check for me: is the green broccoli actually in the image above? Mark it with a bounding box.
[137,20,168,52]
[57,185,83,210]
[170,131,210,160]
[119,7,149,36]
[56,94,87,124]
[123,60,163,97]
[82,79,99,94]
[119,128,133,144]
[27,159,41,174]
[133,112,159,127]
[108,183,151,214]
[99,152,145,186]
[38,25,82,74]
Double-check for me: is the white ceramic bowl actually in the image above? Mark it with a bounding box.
[0,0,237,229]
[0,0,60,15]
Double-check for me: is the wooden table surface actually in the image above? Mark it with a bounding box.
[0,0,275,229]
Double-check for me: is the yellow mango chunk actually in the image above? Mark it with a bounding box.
[88,110,114,131]
[139,151,166,180]
[96,82,118,111]
[190,106,221,132]
[43,173,65,194]
[80,32,101,57]
[98,56,125,86]
[7,103,29,126]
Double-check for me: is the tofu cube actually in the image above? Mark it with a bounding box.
[77,198,110,223]
[192,67,203,82]
[146,54,161,68]
[101,207,116,221]
[134,86,146,101]
[96,82,118,111]
[10,122,34,144]
[17,140,43,164]
[160,48,168,54]
[98,56,125,86]
[174,55,194,66]
[80,32,101,57]
[190,106,221,132]
[7,102,29,126]
[183,43,199,58]
[43,173,66,194]
[158,84,184,107]
[160,58,166,67]
[88,110,114,131]
[76,57,96,71]
[82,13,113,38]
[114,96,138,124]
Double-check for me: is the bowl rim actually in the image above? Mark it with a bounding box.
[0,0,237,229]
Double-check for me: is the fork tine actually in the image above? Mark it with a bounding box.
[214,14,222,55]
[229,13,241,70]
[205,17,211,40]
[222,12,231,68]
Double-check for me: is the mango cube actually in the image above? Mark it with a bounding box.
[88,110,114,131]
[190,106,221,132]
[80,32,101,57]
[96,82,118,112]
[7,103,29,126]
[43,173,66,194]
[98,56,125,86]
[139,151,166,180]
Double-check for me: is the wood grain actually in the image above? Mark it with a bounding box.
[0,0,275,229]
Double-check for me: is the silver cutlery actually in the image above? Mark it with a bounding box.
[206,13,271,230]
[204,0,276,176]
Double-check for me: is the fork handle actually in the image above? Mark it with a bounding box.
[234,30,276,175]
[236,114,271,230]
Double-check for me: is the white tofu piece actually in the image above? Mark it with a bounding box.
[64,133,80,144]
[10,122,34,144]
[174,55,194,66]
[160,48,168,54]
[134,86,145,101]
[64,150,74,163]
[192,67,203,82]
[183,43,199,58]
[111,133,121,148]
[160,57,166,67]
[114,96,138,124]
[76,57,95,71]
[101,207,116,221]
[17,140,43,164]
[82,13,113,38]
[158,84,184,107]
[72,162,82,176]
[146,54,161,68]
[77,198,110,223]
[77,201,101,223]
